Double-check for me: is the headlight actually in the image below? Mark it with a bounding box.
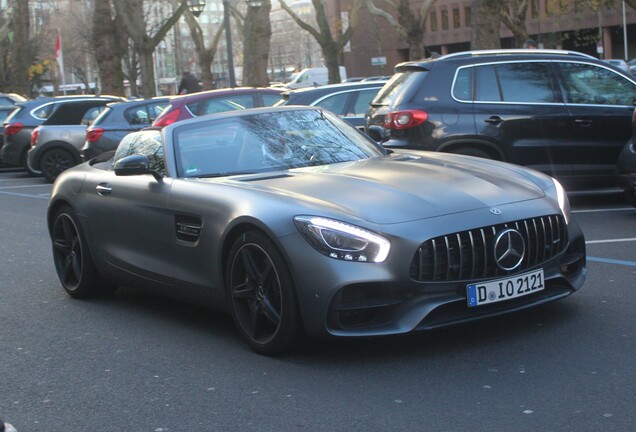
[294,216,390,263]
[548,178,571,224]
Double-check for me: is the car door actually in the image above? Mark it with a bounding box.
[472,61,572,178]
[83,133,176,288]
[556,61,636,186]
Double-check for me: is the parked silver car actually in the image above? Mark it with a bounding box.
[27,99,114,182]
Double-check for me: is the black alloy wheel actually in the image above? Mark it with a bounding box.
[52,206,107,298]
[41,148,75,183]
[226,230,304,355]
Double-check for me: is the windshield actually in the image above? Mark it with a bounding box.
[173,109,386,178]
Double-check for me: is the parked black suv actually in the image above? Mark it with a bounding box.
[366,49,636,190]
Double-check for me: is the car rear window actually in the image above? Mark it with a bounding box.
[1,107,17,123]
[371,71,426,106]
[4,106,22,124]
[92,107,113,126]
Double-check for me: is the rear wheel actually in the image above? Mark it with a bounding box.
[52,206,109,298]
[226,230,304,355]
[41,148,76,183]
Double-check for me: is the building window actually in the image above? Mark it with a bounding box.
[464,6,471,27]
[430,11,437,32]
[453,8,460,28]
[442,9,449,30]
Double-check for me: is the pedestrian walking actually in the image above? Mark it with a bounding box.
[178,71,202,95]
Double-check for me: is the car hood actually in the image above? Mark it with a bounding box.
[229,153,547,224]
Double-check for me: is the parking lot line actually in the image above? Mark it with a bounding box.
[587,257,636,267]
[572,207,634,213]
[0,184,52,190]
[585,237,636,244]
[0,190,49,199]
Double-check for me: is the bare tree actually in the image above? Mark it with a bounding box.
[279,0,364,84]
[500,0,530,48]
[366,0,435,60]
[8,0,30,96]
[243,0,272,86]
[181,7,225,90]
[113,0,188,97]
[93,0,126,96]
[471,0,504,49]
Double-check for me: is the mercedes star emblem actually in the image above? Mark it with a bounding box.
[494,228,526,271]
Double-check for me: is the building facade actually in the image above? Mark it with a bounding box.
[338,0,636,78]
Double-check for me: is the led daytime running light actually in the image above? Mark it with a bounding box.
[295,216,390,262]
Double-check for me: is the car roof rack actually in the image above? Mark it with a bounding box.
[438,49,597,61]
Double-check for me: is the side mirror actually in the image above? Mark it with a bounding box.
[114,155,162,180]
[367,125,389,143]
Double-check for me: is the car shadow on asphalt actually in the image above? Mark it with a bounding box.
[295,301,582,362]
[91,285,581,361]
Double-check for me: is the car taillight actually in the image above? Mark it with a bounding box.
[383,110,428,130]
[30,127,39,147]
[153,107,180,127]
[5,122,24,136]
[86,127,104,142]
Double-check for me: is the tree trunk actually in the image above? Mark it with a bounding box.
[199,50,215,90]
[138,43,156,98]
[408,36,424,60]
[113,0,186,98]
[471,0,503,49]
[93,0,125,96]
[182,10,224,90]
[279,0,363,85]
[500,0,530,48]
[323,44,341,84]
[243,0,272,87]
[10,0,30,97]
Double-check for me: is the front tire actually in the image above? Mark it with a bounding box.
[226,230,304,355]
[52,206,108,298]
[41,148,76,183]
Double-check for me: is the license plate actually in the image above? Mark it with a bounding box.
[467,269,544,308]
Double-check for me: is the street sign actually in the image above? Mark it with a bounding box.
[371,57,387,66]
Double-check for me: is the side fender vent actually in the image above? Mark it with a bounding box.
[175,215,202,242]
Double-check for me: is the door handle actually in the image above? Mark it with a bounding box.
[574,119,592,127]
[484,116,503,124]
[96,183,112,196]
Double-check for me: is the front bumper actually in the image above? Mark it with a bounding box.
[0,131,31,166]
[283,203,586,340]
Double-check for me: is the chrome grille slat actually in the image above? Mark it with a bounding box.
[410,215,568,282]
[468,231,475,279]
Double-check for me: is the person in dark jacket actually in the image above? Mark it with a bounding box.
[178,71,202,95]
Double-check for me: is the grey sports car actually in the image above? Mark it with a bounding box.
[47,106,586,355]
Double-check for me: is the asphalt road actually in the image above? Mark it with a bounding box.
[1,167,635,432]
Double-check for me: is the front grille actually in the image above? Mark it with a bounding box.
[409,215,567,282]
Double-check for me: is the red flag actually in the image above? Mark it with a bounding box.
[55,29,66,94]
[55,31,62,60]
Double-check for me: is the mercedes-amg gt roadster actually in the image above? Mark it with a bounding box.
[48,106,586,355]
